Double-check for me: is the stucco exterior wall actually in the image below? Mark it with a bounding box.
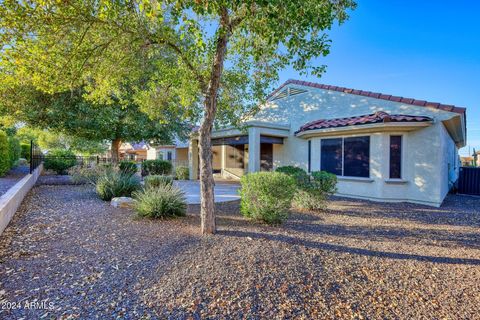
[244,85,462,207]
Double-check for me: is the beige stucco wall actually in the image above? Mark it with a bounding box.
[246,84,461,207]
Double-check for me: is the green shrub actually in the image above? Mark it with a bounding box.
[311,171,338,194]
[144,175,173,189]
[141,159,172,176]
[133,184,186,218]
[8,136,21,167]
[119,160,138,175]
[0,131,10,176]
[175,166,189,180]
[293,171,337,211]
[275,165,310,186]
[44,149,77,174]
[240,172,296,224]
[20,143,31,161]
[95,169,141,201]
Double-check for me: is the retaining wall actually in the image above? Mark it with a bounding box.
[0,164,43,236]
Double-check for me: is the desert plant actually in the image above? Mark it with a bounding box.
[0,131,10,176]
[8,136,21,167]
[96,169,141,201]
[20,143,31,161]
[240,172,296,224]
[44,149,77,174]
[144,175,173,189]
[275,165,310,186]
[133,184,187,218]
[293,171,337,210]
[175,166,189,180]
[119,160,138,175]
[141,159,172,176]
[69,164,110,185]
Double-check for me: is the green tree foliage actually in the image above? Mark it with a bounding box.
[0,130,11,176]
[7,135,20,167]
[0,0,355,233]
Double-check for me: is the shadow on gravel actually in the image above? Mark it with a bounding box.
[220,229,480,266]
[328,195,480,227]
[284,220,480,250]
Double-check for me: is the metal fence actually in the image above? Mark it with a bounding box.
[29,141,43,174]
[458,167,480,196]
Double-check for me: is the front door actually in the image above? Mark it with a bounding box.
[260,143,273,171]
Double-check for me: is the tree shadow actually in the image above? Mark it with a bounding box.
[219,229,480,266]
[327,195,480,227]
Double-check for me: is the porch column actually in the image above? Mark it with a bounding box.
[248,127,260,173]
[221,144,226,178]
[189,138,199,180]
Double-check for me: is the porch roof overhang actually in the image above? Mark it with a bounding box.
[295,121,433,139]
[209,121,290,139]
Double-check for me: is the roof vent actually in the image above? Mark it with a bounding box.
[271,86,308,100]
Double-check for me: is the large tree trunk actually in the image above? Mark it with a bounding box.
[199,9,230,235]
[111,138,122,163]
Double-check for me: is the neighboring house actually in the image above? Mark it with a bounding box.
[119,142,148,161]
[146,136,189,167]
[460,156,474,167]
[188,79,466,207]
[117,138,189,167]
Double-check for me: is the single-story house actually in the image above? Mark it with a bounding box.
[187,79,466,207]
[117,139,189,167]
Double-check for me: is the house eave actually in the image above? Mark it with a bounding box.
[295,121,433,139]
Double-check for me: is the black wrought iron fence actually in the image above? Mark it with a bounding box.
[30,141,43,174]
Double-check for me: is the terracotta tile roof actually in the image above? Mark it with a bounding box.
[295,111,433,135]
[267,79,466,115]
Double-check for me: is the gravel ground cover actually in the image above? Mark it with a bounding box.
[0,166,29,197]
[0,184,479,319]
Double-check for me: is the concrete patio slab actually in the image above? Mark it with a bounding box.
[174,180,240,204]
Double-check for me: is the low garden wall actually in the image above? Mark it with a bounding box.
[0,164,43,236]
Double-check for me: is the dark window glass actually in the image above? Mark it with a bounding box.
[321,138,342,175]
[307,140,311,173]
[260,143,273,171]
[389,136,402,178]
[344,136,370,178]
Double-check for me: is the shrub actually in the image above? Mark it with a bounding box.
[96,169,141,201]
[119,160,138,175]
[21,143,31,161]
[0,131,10,176]
[8,136,21,167]
[293,171,338,211]
[175,166,189,180]
[144,175,173,189]
[133,184,186,218]
[311,171,338,194]
[69,164,110,185]
[275,165,310,186]
[141,159,172,176]
[44,149,77,174]
[240,172,296,224]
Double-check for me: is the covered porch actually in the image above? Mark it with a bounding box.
[188,123,290,180]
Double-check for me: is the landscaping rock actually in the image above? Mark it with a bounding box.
[111,197,135,208]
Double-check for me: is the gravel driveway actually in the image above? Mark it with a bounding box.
[0,185,479,319]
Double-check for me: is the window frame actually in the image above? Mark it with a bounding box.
[320,135,371,178]
[388,135,403,179]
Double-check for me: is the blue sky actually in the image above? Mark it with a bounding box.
[277,0,479,156]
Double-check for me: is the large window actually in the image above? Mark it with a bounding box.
[321,136,370,178]
[321,138,342,175]
[389,136,402,179]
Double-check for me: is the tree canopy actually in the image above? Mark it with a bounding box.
[0,0,355,233]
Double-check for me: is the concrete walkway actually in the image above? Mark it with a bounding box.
[174,180,240,204]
